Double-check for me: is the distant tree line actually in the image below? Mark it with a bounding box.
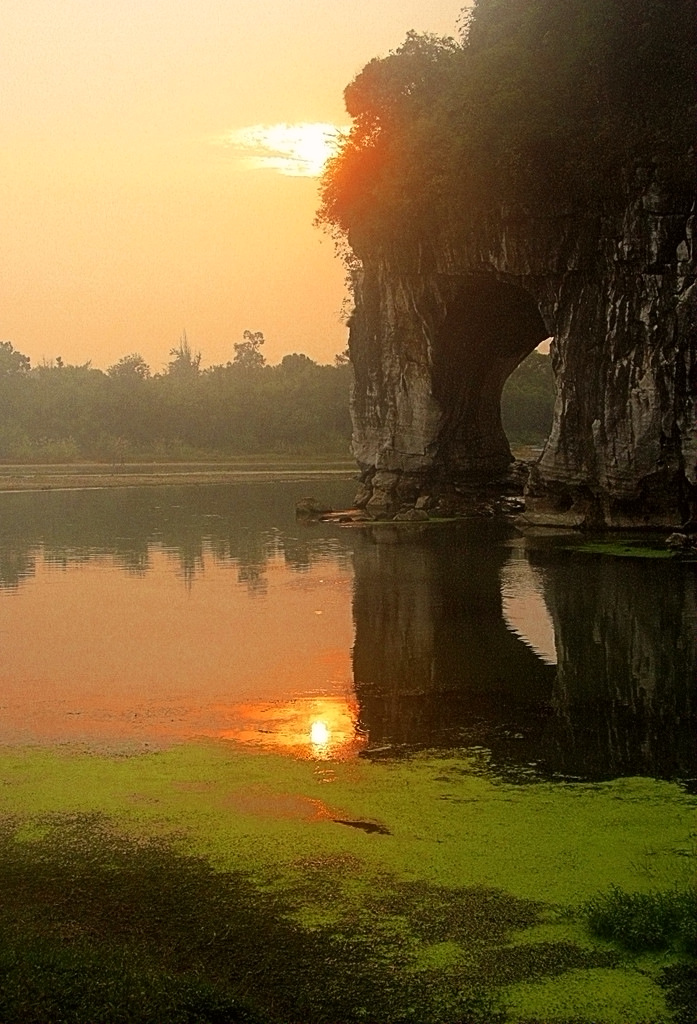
[0,334,553,463]
[0,335,353,462]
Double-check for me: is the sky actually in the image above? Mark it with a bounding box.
[3,0,467,372]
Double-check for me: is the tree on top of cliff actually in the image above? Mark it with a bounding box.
[317,0,695,246]
[318,31,461,240]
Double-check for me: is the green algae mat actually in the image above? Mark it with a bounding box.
[0,742,694,1024]
[571,542,678,560]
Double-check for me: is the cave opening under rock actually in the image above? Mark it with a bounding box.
[430,275,550,484]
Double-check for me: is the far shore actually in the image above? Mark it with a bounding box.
[0,447,541,494]
[0,459,357,493]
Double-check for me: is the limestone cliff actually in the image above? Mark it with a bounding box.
[347,173,695,527]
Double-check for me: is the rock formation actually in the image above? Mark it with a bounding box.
[348,172,695,527]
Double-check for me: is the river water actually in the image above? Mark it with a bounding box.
[0,479,694,786]
[2,479,696,1023]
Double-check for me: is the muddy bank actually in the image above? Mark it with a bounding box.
[0,452,542,495]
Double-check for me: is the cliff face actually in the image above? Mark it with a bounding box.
[348,174,695,526]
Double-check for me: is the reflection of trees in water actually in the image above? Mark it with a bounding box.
[0,481,356,592]
[0,547,36,590]
[351,525,695,783]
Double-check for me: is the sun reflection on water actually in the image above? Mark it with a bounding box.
[215,696,365,761]
[310,720,330,746]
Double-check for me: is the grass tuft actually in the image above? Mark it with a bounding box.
[582,884,696,952]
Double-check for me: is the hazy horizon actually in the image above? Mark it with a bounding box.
[3,1,467,373]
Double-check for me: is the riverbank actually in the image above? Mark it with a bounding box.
[0,449,551,494]
[0,459,356,492]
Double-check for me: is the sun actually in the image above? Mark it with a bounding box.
[219,122,347,177]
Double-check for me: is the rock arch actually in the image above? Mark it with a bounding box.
[430,275,549,484]
[348,179,696,527]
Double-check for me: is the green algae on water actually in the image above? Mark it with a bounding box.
[572,541,676,559]
[503,967,672,1024]
[0,745,693,900]
[0,742,694,1022]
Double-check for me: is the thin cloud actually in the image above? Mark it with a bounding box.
[215,122,347,177]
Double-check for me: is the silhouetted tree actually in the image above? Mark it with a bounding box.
[233,330,265,369]
[0,339,353,461]
[107,353,151,380]
[167,332,201,378]
[0,341,31,376]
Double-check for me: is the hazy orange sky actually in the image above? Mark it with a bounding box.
[3,1,467,372]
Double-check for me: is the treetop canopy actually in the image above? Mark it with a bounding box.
[317,0,695,248]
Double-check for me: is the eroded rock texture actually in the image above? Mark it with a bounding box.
[348,174,695,526]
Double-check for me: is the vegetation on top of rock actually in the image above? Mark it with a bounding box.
[317,0,696,249]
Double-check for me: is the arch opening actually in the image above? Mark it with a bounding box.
[501,343,555,460]
[431,276,550,483]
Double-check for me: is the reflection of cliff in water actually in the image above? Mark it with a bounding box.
[352,523,557,763]
[351,525,695,783]
[536,547,696,783]
[0,481,355,591]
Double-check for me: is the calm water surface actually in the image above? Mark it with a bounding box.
[0,480,694,784]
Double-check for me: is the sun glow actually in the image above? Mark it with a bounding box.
[219,122,347,177]
[214,697,365,760]
[310,720,330,745]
